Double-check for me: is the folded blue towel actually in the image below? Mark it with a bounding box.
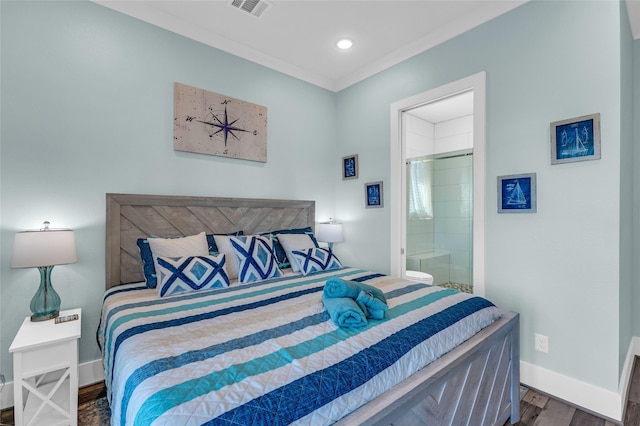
[322,294,367,328]
[323,278,387,303]
[356,290,388,320]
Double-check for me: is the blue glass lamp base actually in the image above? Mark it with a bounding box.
[30,266,61,322]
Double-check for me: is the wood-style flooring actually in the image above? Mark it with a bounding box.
[509,386,617,426]
[623,356,640,426]
[3,358,640,425]
[507,356,640,426]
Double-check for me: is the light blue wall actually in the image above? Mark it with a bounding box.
[0,1,337,380]
[619,0,634,378]
[335,0,624,391]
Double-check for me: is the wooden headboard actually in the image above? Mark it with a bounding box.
[105,193,315,288]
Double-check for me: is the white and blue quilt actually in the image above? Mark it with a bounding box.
[98,267,502,426]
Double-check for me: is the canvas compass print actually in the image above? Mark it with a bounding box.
[174,82,268,162]
[498,173,536,213]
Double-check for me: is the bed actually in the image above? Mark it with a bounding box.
[101,193,520,425]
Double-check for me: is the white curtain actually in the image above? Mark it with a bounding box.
[407,159,433,220]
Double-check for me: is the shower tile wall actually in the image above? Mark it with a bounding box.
[433,155,473,285]
[406,216,434,255]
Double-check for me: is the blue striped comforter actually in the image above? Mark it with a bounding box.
[98,268,501,425]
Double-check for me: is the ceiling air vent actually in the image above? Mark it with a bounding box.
[229,0,271,19]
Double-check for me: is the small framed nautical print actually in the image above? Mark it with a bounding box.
[342,154,358,180]
[550,113,600,164]
[497,173,536,213]
[365,181,383,208]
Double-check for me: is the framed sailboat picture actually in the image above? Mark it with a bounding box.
[498,173,537,213]
[550,113,600,164]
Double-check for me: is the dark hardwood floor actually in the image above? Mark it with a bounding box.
[624,356,640,426]
[507,356,640,426]
[2,357,640,425]
[508,386,617,426]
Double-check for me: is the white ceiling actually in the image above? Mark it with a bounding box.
[408,90,474,124]
[95,0,526,92]
[95,0,640,92]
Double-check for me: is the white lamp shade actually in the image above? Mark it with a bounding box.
[316,223,344,244]
[11,229,78,268]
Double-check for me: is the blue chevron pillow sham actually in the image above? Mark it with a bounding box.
[230,235,283,284]
[291,247,342,275]
[156,254,230,297]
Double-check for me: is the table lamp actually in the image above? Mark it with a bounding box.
[11,221,78,321]
[316,221,344,250]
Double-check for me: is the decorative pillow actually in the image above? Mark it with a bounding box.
[206,231,243,253]
[156,254,229,297]
[277,233,319,272]
[213,235,243,280]
[263,227,319,268]
[137,238,158,288]
[139,231,242,288]
[230,235,283,283]
[140,232,209,288]
[291,248,342,275]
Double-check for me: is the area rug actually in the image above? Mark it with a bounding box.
[79,397,110,426]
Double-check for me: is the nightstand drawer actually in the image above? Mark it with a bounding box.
[19,339,77,377]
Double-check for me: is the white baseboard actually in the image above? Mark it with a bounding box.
[79,358,106,387]
[0,358,105,410]
[520,336,640,423]
[520,361,622,421]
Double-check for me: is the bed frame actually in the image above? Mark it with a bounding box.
[105,193,520,425]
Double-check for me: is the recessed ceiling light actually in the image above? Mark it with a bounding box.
[336,39,353,50]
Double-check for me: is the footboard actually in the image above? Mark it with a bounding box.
[336,311,520,426]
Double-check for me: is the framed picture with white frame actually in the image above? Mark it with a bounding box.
[497,173,536,213]
[550,113,600,164]
[342,154,358,180]
[365,181,383,208]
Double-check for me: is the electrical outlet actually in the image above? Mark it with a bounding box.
[535,333,549,353]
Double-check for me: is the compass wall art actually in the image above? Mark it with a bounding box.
[174,82,268,162]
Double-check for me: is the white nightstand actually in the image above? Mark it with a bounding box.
[9,308,81,426]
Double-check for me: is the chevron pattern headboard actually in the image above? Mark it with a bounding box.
[105,193,315,288]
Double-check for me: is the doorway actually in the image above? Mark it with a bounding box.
[390,72,486,296]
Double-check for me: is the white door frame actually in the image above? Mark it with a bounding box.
[389,72,486,296]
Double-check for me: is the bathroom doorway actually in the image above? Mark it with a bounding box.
[406,149,473,292]
[405,92,474,292]
[389,72,486,296]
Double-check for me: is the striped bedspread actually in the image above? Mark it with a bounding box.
[99,267,502,426]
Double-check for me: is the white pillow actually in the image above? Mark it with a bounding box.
[147,232,209,279]
[276,233,317,272]
[213,235,241,279]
